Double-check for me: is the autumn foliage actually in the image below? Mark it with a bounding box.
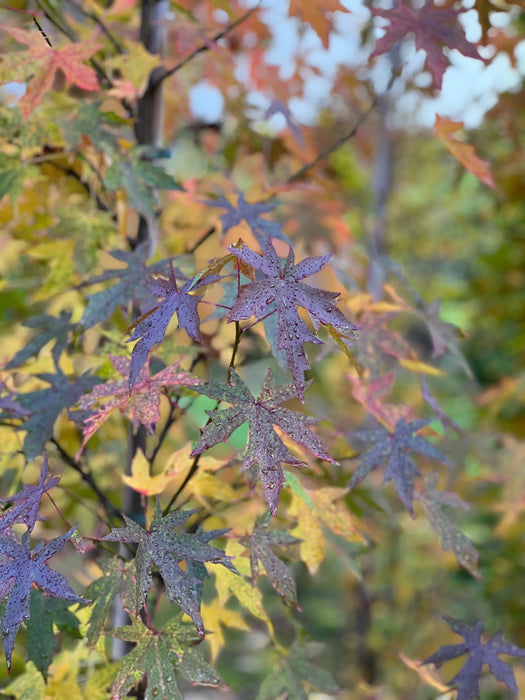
[0,1,524,699]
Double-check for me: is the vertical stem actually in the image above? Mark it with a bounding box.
[112,1,168,669]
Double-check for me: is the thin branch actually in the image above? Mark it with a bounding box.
[287,98,378,183]
[228,322,242,383]
[152,4,260,87]
[188,226,216,254]
[286,74,398,184]
[51,439,123,522]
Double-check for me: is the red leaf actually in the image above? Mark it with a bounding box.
[370,0,482,90]
[2,27,100,118]
[434,114,494,187]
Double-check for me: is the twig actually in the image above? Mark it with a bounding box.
[51,439,123,522]
[286,72,398,183]
[228,322,242,383]
[188,226,216,254]
[287,99,378,183]
[152,4,260,88]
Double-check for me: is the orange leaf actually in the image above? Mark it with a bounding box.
[288,0,349,48]
[434,114,494,188]
[2,27,101,118]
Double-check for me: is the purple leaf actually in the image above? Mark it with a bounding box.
[80,242,174,330]
[350,418,450,517]
[127,267,218,391]
[208,194,290,247]
[0,528,86,669]
[102,503,237,636]
[190,369,337,515]
[240,511,301,606]
[0,454,60,534]
[229,241,357,400]
[73,355,200,456]
[423,616,525,700]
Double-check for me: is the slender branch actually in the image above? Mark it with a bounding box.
[152,4,260,87]
[188,226,216,254]
[286,73,398,184]
[228,322,242,383]
[69,0,125,53]
[51,439,124,522]
[149,401,179,464]
[287,99,378,183]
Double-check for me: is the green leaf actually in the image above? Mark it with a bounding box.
[109,616,225,700]
[26,590,81,678]
[257,639,339,700]
[83,559,127,647]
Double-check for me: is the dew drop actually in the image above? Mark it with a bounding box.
[152,688,159,697]
[268,483,275,490]
[265,297,273,305]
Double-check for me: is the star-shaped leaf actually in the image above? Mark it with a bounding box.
[6,311,74,369]
[109,615,226,700]
[191,369,337,515]
[26,589,81,678]
[228,241,357,399]
[102,503,237,635]
[423,616,525,700]
[208,194,290,247]
[0,27,101,118]
[127,266,219,391]
[415,473,479,578]
[12,367,99,461]
[80,242,172,330]
[74,355,199,456]
[0,528,86,669]
[371,0,483,89]
[240,511,301,607]
[349,418,450,516]
[0,454,60,534]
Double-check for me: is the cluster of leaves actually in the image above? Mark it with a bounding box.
[0,0,524,699]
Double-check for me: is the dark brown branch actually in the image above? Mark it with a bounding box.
[152,4,260,88]
[51,439,123,523]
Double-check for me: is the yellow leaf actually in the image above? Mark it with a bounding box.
[399,652,451,693]
[289,492,324,574]
[122,448,165,496]
[106,40,162,98]
[399,358,445,376]
[201,598,250,663]
[310,487,366,543]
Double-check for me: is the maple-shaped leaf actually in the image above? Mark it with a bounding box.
[288,0,349,49]
[0,27,100,118]
[0,454,60,534]
[423,616,525,700]
[73,355,199,456]
[370,0,482,89]
[240,511,301,607]
[228,241,357,400]
[6,311,75,369]
[104,146,183,220]
[207,194,290,247]
[26,589,81,678]
[80,242,172,330]
[415,473,479,578]
[109,615,226,700]
[8,367,100,461]
[349,418,450,516]
[127,266,219,391]
[257,639,339,700]
[435,115,494,187]
[0,527,86,669]
[102,503,237,635]
[191,369,337,515]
